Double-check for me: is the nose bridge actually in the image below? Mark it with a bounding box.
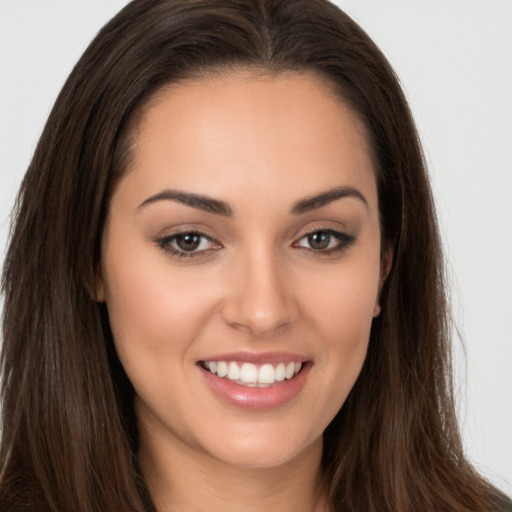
[222,241,297,335]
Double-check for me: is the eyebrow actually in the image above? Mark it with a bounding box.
[291,186,368,214]
[138,189,233,216]
[138,185,367,217]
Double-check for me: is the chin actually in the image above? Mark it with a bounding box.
[202,430,322,470]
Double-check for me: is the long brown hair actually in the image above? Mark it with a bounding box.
[1,0,507,510]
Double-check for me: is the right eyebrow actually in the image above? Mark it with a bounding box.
[138,189,233,217]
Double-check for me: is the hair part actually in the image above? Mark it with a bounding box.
[1,0,506,510]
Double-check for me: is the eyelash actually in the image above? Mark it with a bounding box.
[292,228,357,256]
[153,230,218,260]
[153,228,356,260]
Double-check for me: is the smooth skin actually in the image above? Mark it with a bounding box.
[98,70,391,512]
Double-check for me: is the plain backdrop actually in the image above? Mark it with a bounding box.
[1,0,511,496]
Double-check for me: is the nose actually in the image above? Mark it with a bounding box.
[221,247,299,336]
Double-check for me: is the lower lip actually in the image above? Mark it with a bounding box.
[199,364,311,410]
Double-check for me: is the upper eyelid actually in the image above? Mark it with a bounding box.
[293,226,348,243]
[157,228,215,242]
[156,226,349,243]
[154,226,353,251]
[297,226,343,237]
[290,219,349,238]
[166,230,212,240]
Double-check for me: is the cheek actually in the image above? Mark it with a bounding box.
[294,253,380,410]
[299,257,380,341]
[101,243,218,363]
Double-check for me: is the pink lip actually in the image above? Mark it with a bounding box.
[198,358,311,410]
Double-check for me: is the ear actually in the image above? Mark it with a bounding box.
[373,245,394,317]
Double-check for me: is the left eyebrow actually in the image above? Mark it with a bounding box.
[291,186,368,214]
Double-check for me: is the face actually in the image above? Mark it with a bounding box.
[98,71,387,470]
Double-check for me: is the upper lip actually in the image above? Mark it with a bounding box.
[198,351,309,365]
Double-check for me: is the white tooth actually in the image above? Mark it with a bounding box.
[217,361,228,378]
[285,362,295,379]
[258,364,275,384]
[228,362,240,380]
[294,362,302,375]
[275,363,286,381]
[209,361,217,374]
[204,361,211,371]
[240,363,258,383]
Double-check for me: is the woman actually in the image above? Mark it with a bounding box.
[0,0,510,510]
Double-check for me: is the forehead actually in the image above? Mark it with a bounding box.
[116,70,376,214]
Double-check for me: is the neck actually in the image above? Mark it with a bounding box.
[139,427,329,512]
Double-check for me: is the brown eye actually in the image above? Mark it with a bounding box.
[154,231,221,258]
[294,229,357,254]
[307,231,332,250]
[175,233,202,251]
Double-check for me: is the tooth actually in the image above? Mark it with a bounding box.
[258,364,275,384]
[228,362,240,380]
[240,363,258,383]
[275,363,286,381]
[210,360,302,383]
[217,361,228,378]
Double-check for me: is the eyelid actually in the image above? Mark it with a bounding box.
[153,229,222,259]
[153,224,356,260]
[292,227,357,255]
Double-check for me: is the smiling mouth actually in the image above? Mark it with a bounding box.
[200,361,303,388]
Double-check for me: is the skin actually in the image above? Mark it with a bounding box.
[98,70,390,512]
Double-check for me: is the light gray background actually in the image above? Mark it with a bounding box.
[1,0,511,496]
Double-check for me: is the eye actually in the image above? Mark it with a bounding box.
[293,229,356,254]
[154,231,221,259]
[173,233,208,252]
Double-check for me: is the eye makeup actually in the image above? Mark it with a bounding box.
[293,228,357,257]
[153,229,222,260]
[153,226,357,261]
